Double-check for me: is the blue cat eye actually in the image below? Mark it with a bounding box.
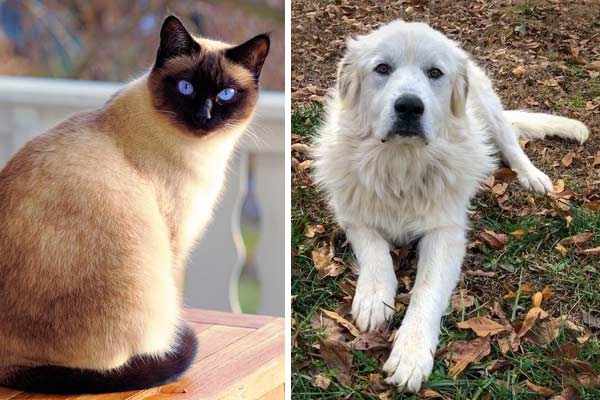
[177,80,194,96]
[216,88,236,103]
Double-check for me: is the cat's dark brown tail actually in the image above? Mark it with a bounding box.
[0,324,198,394]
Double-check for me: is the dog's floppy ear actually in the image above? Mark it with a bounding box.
[451,61,469,117]
[336,39,361,107]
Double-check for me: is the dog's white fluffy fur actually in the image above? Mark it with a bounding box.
[313,21,589,392]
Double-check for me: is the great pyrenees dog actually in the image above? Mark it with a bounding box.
[313,21,589,392]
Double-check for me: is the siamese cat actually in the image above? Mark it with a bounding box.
[0,16,269,394]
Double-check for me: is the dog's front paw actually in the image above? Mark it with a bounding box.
[516,166,553,193]
[382,326,435,393]
[351,274,396,332]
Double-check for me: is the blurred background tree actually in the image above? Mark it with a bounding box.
[0,0,284,90]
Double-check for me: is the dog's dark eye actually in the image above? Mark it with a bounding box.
[374,63,391,75]
[427,68,444,79]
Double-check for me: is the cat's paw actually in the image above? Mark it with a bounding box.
[352,272,396,332]
[383,324,436,393]
[516,165,553,194]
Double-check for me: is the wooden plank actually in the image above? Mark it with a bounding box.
[0,387,23,400]
[172,319,284,399]
[0,315,283,400]
[13,392,135,400]
[122,324,256,399]
[186,322,212,335]
[122,319,284,400]
[259,384,284,400]
[195,325,255,362]
[183,309,275,329]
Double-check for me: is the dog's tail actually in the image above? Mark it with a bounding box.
[0,324,198,394]
[504,110,589,144]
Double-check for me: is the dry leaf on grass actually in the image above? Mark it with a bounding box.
[495,168,518,182]
[368,373,387,392]
[305,224,325,238]
[451,289,475,310]
[457,316,507,337]
[510,228,527,240]
[448,336,491,378]
[555,243,568,257]
[549,387,580,400]
[291,143,311,155]
[491,301,521,354]
[579,247,600,256]
[561,152,575,167]
[319,339,353,386]
[417,388,452,399]
[526,380,556,395]
[554,179,566,193]
[310,312,345,342]
[311,244,346,279]
[559,233,594,247]
[312,373,331,390]
[321,308,360,337]
[351,330,390,351]
[518,306,549,338]
[479,230,509,250]
[582,311,600,329]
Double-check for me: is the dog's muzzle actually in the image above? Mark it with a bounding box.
[391,94,425,137]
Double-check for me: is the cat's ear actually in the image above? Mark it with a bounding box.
[225,34,270,79]
[155,16,200,68]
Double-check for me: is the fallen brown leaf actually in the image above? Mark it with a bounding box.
[549,386,579,400]
[561,152,575,167]
[310,312,345,342]
[351,330,390,351]
[321,308,360,337]
[495,167,518,182]
[448,337,491,378]
[559,233,594,247]
[512,65,527,76]
[479,230,509,250]
[510,228,527,240]
[554,179,565,193]
[312,373,331,390]
[291,143,311,155]
[555,243,568,257]
[537,318,564,346]
[451,289,475,310]
[306,224,325,238]
[526,380,556,395]
[457,316,507,337]
[311,244,346,279]
[518,306,549,338]
[579,247,600,256]
[582,311,600,329]
[319,339,353,386]
[368,373,387,392]
[418,388,451,399]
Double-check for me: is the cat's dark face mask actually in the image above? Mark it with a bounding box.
[148,16,270,136]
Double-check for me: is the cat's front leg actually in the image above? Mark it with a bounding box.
[383,226,465,392]
[346,224,397,332]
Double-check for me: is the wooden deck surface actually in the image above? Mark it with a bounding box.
[0,309,285,400]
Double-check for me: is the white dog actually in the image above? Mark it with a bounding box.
[313,21,589,392]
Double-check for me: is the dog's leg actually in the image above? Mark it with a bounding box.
[347,224,397,332]
[468,63,553,193]
[383,227,465,392]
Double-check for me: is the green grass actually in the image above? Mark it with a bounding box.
[291,105,600,399]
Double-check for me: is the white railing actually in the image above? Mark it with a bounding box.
[0,76,284,317]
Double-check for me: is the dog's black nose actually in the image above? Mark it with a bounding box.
[394,95,425,120]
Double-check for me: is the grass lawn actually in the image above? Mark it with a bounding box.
[291,104,600,399]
